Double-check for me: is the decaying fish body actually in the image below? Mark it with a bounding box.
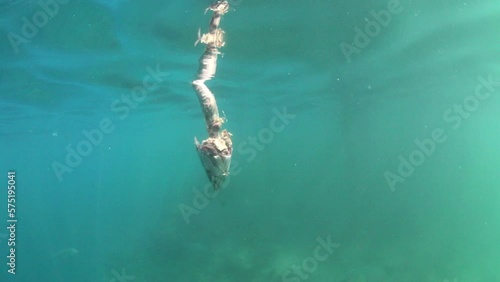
[192,1,233,190]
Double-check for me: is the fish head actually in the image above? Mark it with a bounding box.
[195,131,232,190]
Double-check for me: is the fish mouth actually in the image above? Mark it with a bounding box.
[195,130,232,190]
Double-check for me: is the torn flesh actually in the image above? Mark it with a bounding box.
[193,1,233,190]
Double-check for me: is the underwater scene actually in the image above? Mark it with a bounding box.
[0,0,499,281]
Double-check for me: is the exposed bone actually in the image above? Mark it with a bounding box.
[192,1,232,190]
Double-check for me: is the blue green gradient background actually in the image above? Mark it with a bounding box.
[0,0,499,281]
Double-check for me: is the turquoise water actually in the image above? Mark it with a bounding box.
[1,0,500,281]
